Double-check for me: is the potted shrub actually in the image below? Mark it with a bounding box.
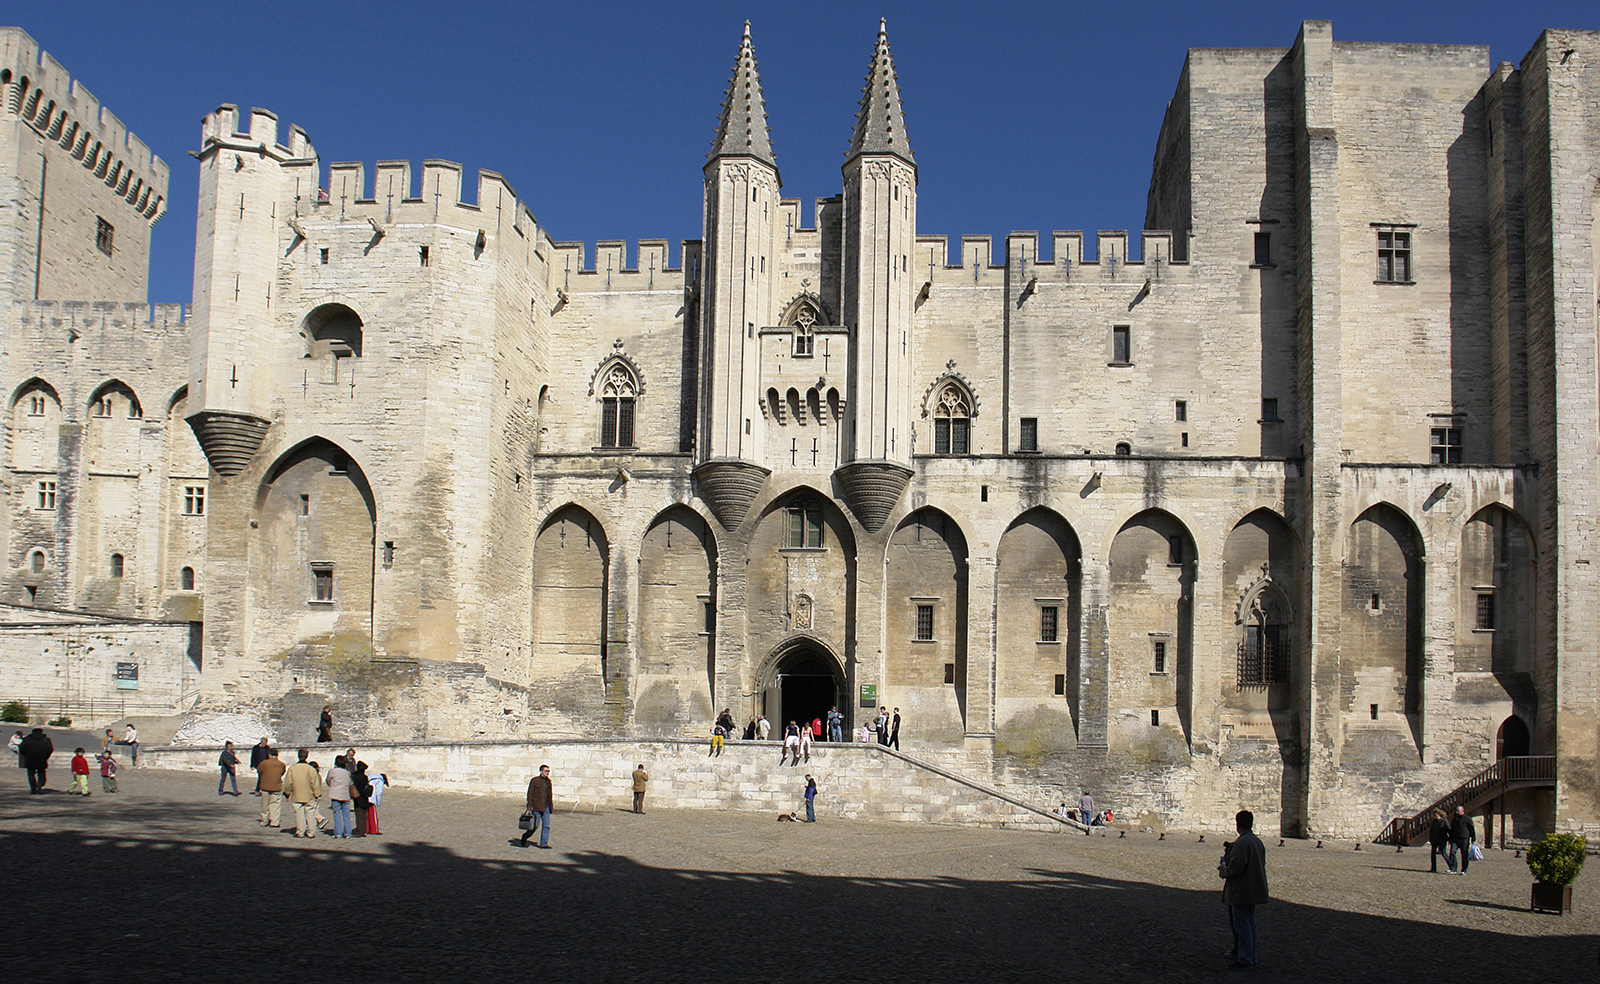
[1527,832,1586,914]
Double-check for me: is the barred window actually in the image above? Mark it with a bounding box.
[932,383,972,455]
[1039,605,1058,643]
[1238,623,1289,687]
[1152,640,1167,674]
[311,563,334,603]
[1475,593,1495,631]
[96,217,114,257]
[915,604,934,641]
[1019,417,1039,453]
[598,363,638,449]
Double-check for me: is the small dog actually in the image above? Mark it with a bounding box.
[776,811,799,822]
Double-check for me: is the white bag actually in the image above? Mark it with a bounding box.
[1468,842,1484,862]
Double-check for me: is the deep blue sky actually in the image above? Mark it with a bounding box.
[13,1,1597,305]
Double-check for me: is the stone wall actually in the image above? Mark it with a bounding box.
[0,612,195,722]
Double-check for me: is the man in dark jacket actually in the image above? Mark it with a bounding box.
[1448,805,1477,875]
[19,728,53,793]
[1429,810,1452,873]
[249,737,271,795]
[1220,809,1270,969]
[519,764,553,849]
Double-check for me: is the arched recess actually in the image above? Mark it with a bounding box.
[164,386,208,605]
[531,505,611,722]
[1343,503,1424,751]
[84,380,142,475]
[995,508,1082,755]
[1496,714,1531,758]
[299,303,363,384]
[1108,509,1195,758]
[886,508,969,740]
[756,635,847,736]
[746,487,857,719]
[1458,505,1535,675]
[9,378,61,471]
[247,438,377,663]
[635,507,718,735]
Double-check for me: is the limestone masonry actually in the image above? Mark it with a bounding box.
[1,20,1596,838]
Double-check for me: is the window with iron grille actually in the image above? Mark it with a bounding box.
[1039,605,1058,642]
[1475,593,1494,631]
[1152,639,1167,674]
[1238,623,1289,687]
[96,217,114,257]
[915,604,934,641]
[932,382,972,455]
[1019,417,1038,453]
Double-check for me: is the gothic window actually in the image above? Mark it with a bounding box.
[1238,588,1290,687]
[792,303,817,357]
[786,500,823,549]
[599,363,638,448]
[110,553,124,578]
[933,383,972,455]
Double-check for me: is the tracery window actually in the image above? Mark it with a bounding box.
[599,363,638,449]
[792,304,816,357]
[1238,588,1290,687]
[932,383,972,455]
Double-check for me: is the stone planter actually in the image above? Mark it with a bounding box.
[1530,881,1573,914]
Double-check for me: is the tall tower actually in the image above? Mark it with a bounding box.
[694,22,779,531]
[836,19,917,534]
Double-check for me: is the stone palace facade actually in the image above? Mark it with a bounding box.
[2,20,1597,837]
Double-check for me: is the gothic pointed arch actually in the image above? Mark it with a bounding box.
[589,344,644,450]
[920,370,979,456]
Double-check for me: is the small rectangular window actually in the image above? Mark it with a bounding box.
[383,541,395,567]
[300,494,310,516]
[1376,227,1412,283]
[1175,400,1187,422]
[1261,398,1280,422]
[1054,674,1066,696]
[1151,710,1160,727]
[1370,703,1379,721]
[36,481,57,510]
[1153,640,1167,674]
[980,485,988,502]
[311,563,334,602]
[1475,593,1495,630]
[1040,605,1058,643]
[1181,433,1189,448]
[1112,325,1131,364]
[915,604,934,641]
[419,246,430,267]
[1430,427,1462,464]
[944,663,955,685]
[1371,593,1381,611]
[320,248,330,265]
[1168,536,1184,565]
[96,217,115,257]
[110,553,124,578]
[183,486,206,516]
[1019,417,1039,453]
[1253,231,1271,267]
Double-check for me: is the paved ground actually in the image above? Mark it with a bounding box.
[1,759,1593,981]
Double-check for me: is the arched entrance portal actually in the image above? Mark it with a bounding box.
[1496,715,1531,759]
[766,646,845,737]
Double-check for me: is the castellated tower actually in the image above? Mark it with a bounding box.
[835,20,916,534]
[694,23,780,531]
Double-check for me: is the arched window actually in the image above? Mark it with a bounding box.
[301,304,364,384]
[933,383,972,455]
[180,566,195,590]
[792,303,817,357]
[1115,442,1132,456]
[29,550,45,574]
[110,553,124,578]
[1238,586,1290,687]
[599,363,638,448]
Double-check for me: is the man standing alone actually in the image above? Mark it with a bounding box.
[19,727,52,793]
[282,748,324,838]
[218,741,240,796]
[257,748,287,827]
[1079,790,1095,831]
[520,764,553,849]
[632,764,650,814]
[1219,809,1270,969]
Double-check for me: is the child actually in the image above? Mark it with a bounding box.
[70,748,91,796]
[710,722,726,755]
[100,750,118,792]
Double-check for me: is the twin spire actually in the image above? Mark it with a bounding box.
[708,18,914,174]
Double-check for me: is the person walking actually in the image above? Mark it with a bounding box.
[1079,790,1096,832]
[890,708,901,750]
[99,750,118,793]
[69,748,92,796]
[756,715,771,741]
[317,705,333,743]
[217,741,240,796]
[326,756,354,838]
[1218,809,1270,969]
[9,730,22,767]
[875,706,889,745]
[518,764,553,849]
[1448,805,1477,875]
[283,748,324,838]
[257,747,286,827]
[632,764,649,814]
[249,737,271,795]
[20,727,52,793]
[827,706,843,743]
[803,775,817,822]
[123,724,138,767]
[1428,809,1451,873]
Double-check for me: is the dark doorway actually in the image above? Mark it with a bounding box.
[1496,715,1530,759]
[774,650,842,737]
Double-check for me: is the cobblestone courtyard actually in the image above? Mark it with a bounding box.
[1,757,1593,981]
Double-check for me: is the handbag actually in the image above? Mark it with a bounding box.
[1468,842,1484,862]
[518,810,534,830]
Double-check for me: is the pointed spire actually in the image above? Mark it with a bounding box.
[847,18,914,166]
[708,21,777,171]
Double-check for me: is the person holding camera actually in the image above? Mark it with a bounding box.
[1218,809,1270,969]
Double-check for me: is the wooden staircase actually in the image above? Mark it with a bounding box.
[1375,755,1556,845]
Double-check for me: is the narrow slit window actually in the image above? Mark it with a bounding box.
[1112,325,1131,364]
[109,553,124,578]
[1054,674,1066,696]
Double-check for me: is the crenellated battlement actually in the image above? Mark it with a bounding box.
[548,239,700,292]
[200,103,314,160]
[1,27,169,223]
[9,299,189,328]
[916,230,1191,271]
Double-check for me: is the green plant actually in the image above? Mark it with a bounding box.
[46,715,71,728]
[1527,833,1587,886]
[0,700,27,723]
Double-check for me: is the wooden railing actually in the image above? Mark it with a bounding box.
[1376,755,1556,845]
